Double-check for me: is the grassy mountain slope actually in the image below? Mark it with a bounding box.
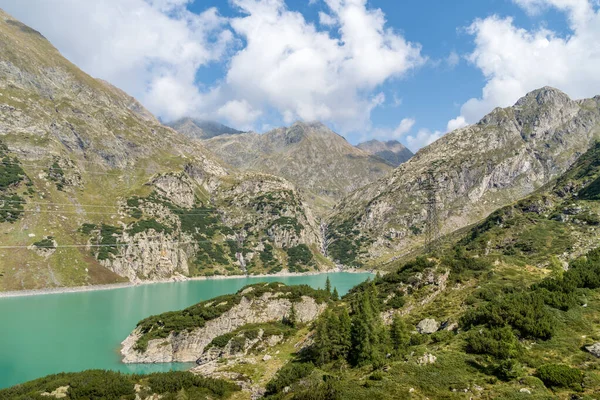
[10,137,600,400]
[328,87,600,267]
[0,10,330,291]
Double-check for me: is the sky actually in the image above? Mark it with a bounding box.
[0,0,599,152]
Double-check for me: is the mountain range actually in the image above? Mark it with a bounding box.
[356,139,413,166]
[1,9,600,292]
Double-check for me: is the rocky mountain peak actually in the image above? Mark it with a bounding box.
[167,117,243,140]
[514,86,572,108]
[357,139,413,167]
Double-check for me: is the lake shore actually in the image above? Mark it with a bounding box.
[0,268,374,299]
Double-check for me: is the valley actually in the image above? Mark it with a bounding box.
[2,6,600,400]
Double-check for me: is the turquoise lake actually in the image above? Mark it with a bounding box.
[0,272,372,389]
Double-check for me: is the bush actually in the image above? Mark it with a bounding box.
[67,370,134,399]
[493,359,522,381]
[461,291,555,340]
[265,362,314,395]
[536,364,583,391]
[147,371,240,397]
[0,194,24,223]
[287,244,314,270]
[464,326,519,360]
[207,332,236,349]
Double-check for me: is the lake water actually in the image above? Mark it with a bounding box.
[0,272,371,389]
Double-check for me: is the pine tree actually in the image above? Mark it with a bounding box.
[332,287,339,301]
[325,276,332,293]
[312,309,333,365]
[337,307,352,360]
[349,284,386,366]
[390,315,410,352]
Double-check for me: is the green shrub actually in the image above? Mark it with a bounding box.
[265,362,314,395]
[128,219,172,236]
[287,244,314,270]
[0,194,24,223]
[461,291,555,340]
[146,371,240,397]
[369,371,384,381]
[207,332,236,349]
[80,223,97,235]
[536,364,583,390]
[96,224,123,261]
[33,237,55,249]
[464,326,519,360]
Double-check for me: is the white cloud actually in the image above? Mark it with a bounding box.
[217,99,262,128]
[360,117,416,144]
[405,129,442,152]
[448,0,600,127]
[394,118,416,137]
[318,11,337,26]
[0,0,233,121]
[446,115,468,132]
[224,0,425,132]
[446,51,460,68]
[0,0,424,134]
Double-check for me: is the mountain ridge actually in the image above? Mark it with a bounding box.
[356,139,413,166]
[327,86,600,267]
[166,117,244,140]
[198,121,396,211]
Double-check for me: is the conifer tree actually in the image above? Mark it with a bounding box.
[332,287,339,301]
[349,284,386,366]
[312,309,333,365]
[325,276,332,293]
[337,307,352,360]
[390,315,410,352]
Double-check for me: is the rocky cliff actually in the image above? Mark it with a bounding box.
[0,10,329,291]
[197,122,395,211]
[328,87,600,266]
[356,139,413,166]
[121,283,328,363]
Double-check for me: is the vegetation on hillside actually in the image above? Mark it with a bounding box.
[0,370,240,400]
[134,282,332,352]
[0,140,28,223]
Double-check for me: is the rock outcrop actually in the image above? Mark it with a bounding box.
[416,318,439,334]
[328,87,600,266]
[198,122,395,212]
[121,292,326,363]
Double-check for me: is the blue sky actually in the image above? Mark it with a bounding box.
[0,0,598,151]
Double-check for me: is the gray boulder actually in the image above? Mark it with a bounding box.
[585,342,600,358]
[416,318,439,334]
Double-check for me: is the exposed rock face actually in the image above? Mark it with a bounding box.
[585,343,600,358]
[356,139,413,167]
[120,292,326,363]
[0,11,331,291]
[329,87,600,265]
[416,318,439,334]
[199,122,394,211]
[167,118,243,140]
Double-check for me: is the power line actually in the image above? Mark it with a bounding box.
[0,208,219,216]
[0,159,188,176]
[0,239,216,250]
